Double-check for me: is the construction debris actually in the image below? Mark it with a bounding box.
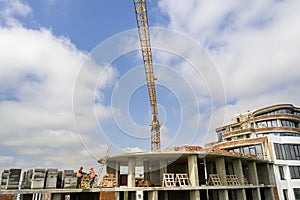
[5,169,21,189]
[165,145,259,159]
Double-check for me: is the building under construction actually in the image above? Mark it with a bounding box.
[0,145,277,200]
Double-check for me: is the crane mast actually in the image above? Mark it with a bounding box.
[133,0,161,151]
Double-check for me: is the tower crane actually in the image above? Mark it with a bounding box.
[133,0,161,151]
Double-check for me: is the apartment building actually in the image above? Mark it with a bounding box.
[213,104,300,200]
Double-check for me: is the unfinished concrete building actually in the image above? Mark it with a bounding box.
[0,146,276,200]
[104,146,276,200]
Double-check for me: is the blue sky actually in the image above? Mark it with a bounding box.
[1,0,300,173]
[16,1,163,51]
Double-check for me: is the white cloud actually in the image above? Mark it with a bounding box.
[158,0,300,142]
[0,0,116,173]
[0,0,31,26]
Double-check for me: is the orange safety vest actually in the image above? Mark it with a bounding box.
[77,170,83,178]
[90,169,95,178]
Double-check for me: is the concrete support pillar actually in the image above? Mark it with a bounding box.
[252,188,261,200]
[51,193,63,200]
[148,191,158,200]
[190,191,200,200]
[160,159,167,186]
[163,191,168,200]
[248,161,259,185]
[215,157,227,185]
[263,188,275,200]
[114,162,120,186]
[128,157,136,187]
[236,189,247,200]
[268,164,276,185]
[188,155,199,187]
[233,159,244,185]
[218,190,229,200]
[144,160,150,182]
[114,191,120,200]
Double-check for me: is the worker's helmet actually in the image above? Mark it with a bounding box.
[80,166,83,169]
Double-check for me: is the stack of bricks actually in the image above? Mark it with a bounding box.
[0,194,15,200]
[80,174,90,189]
[0,170,9,189]
[20,171,27,189]
[31,169,46,189]
[165,145,203,152]
[62,170,76,188]
[100,192,115,200]
[45,169,58,189]
[24,169,33,189]
[6,169,21,189]
[100,174,117,188]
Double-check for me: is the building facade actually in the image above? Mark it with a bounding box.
[213,104,300,200]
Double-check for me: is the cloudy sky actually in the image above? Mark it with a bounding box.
[0,0,300,173]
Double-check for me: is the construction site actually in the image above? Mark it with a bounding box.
[0,145,276,200]
[0,1,279,200]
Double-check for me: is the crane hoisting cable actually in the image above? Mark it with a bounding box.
[133,0,161,151]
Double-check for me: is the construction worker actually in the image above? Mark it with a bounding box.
[76,166,86,188]
[89,167,96,188]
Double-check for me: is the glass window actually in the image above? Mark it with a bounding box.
[294,188,300,200]
[290,121,296,128]
[279,166,285,180]
[283,189,288,200]
[267,120,272,127]
[290,166,300,179]
[290,166,296,179]
[249,146,256,155]
[243,146,250,155]
[281,120,288,127]
[272,120,278,127]
[256,144,263,155]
